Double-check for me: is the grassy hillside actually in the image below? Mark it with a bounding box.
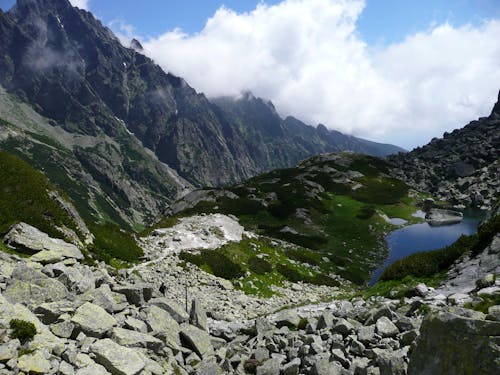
[162,153,425,285]
[0,150,142,265]
[0,151,81,240]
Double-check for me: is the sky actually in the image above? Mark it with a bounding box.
[1,0,499,149]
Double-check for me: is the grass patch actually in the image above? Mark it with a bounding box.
[88,222,143,264]
[0,151,81,240]
[361,274,446,299]
[465,294,500,314]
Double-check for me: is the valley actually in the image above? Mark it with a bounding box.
[0,0,498,374]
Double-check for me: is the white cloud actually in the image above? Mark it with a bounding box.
[140,0,500,149]
[69,0,89,10]
[108,19,138,46]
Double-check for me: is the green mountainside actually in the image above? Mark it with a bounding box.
[161,153,425,285]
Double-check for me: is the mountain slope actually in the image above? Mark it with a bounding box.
[0,0,404,191]
[163,152,423,284]
[389,91,499,210]
[0,86,190,228]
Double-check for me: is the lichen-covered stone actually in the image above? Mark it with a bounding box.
[71,302,117,338]
[91,338,145,375]
[17,351,52,374]
[408,311,500,375]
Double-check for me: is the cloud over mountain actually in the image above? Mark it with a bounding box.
[140,0,500,148]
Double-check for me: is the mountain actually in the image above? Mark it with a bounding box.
[211,93,405,174]
[0,0,404,228]
[389,91,499,211]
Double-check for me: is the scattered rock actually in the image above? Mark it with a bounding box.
[91,338,146,375]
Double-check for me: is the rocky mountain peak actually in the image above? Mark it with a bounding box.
[491,90,500,116]
[130,38,144,51]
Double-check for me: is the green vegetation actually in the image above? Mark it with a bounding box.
[381,215,499,281]
[361,274,445,299]
[465,294,500,314]
[0,151,81,240]
[179,236,340,296]
[88,222,143,264]
[159,153,423,285]
[9,319,36,343]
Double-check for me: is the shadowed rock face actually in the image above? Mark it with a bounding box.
[0,0,403,189]
[408,311,500,375]
[390,91,500,211]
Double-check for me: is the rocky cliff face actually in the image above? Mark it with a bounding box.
[0,0,403,191]
[389,92,499,210]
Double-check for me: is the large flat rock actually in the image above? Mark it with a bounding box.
[91,338,145,375]
[4,222,83,261]
[71,302,117,338]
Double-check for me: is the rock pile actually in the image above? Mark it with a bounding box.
[0,219,498,374]
[389,91,500,211]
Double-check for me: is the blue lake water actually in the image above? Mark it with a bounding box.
[369,211,483,285]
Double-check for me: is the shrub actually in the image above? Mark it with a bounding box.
[179,250,245,280]
[276,263,304,283]
[356,205,376,219]
[248,257,273,274]
[10,319,36,343]
[381,234,474,281]
[89,222,143,263]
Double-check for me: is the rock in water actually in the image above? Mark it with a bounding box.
[425,209,463,226]
[408,310,500,375]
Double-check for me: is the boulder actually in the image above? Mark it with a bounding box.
[408,311,500,375]
[376,317,399,338]
[0,295,63,352]
[57,265,95,294]
[4,263,71,306]
[275,310,301,329]
[311,353,343,375]
[144,305,180,346]
[373,348,407,375]
[114,283,152,306]
[180,323,215,359]
[71,302,117,338]
[150,297,189,323]
[111,327,163,351]
[75,363,109,375]
[4,223,83,261]
[91,338,146,375]
[255,317,275,337]
[256,358,282,375]
[34,300,77,324]
[92,284,128,313]
[0,340,20,362]
[190,298,208,331]
[282,358,301,375]
[425,209,463,226]
[333,318,354,336]
[17,351,52,374]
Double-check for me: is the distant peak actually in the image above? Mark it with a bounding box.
[491,90,500,116]
[130,38,143,52]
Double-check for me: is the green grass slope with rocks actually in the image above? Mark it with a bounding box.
[0,150,142,266]
[160,152,427,286]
